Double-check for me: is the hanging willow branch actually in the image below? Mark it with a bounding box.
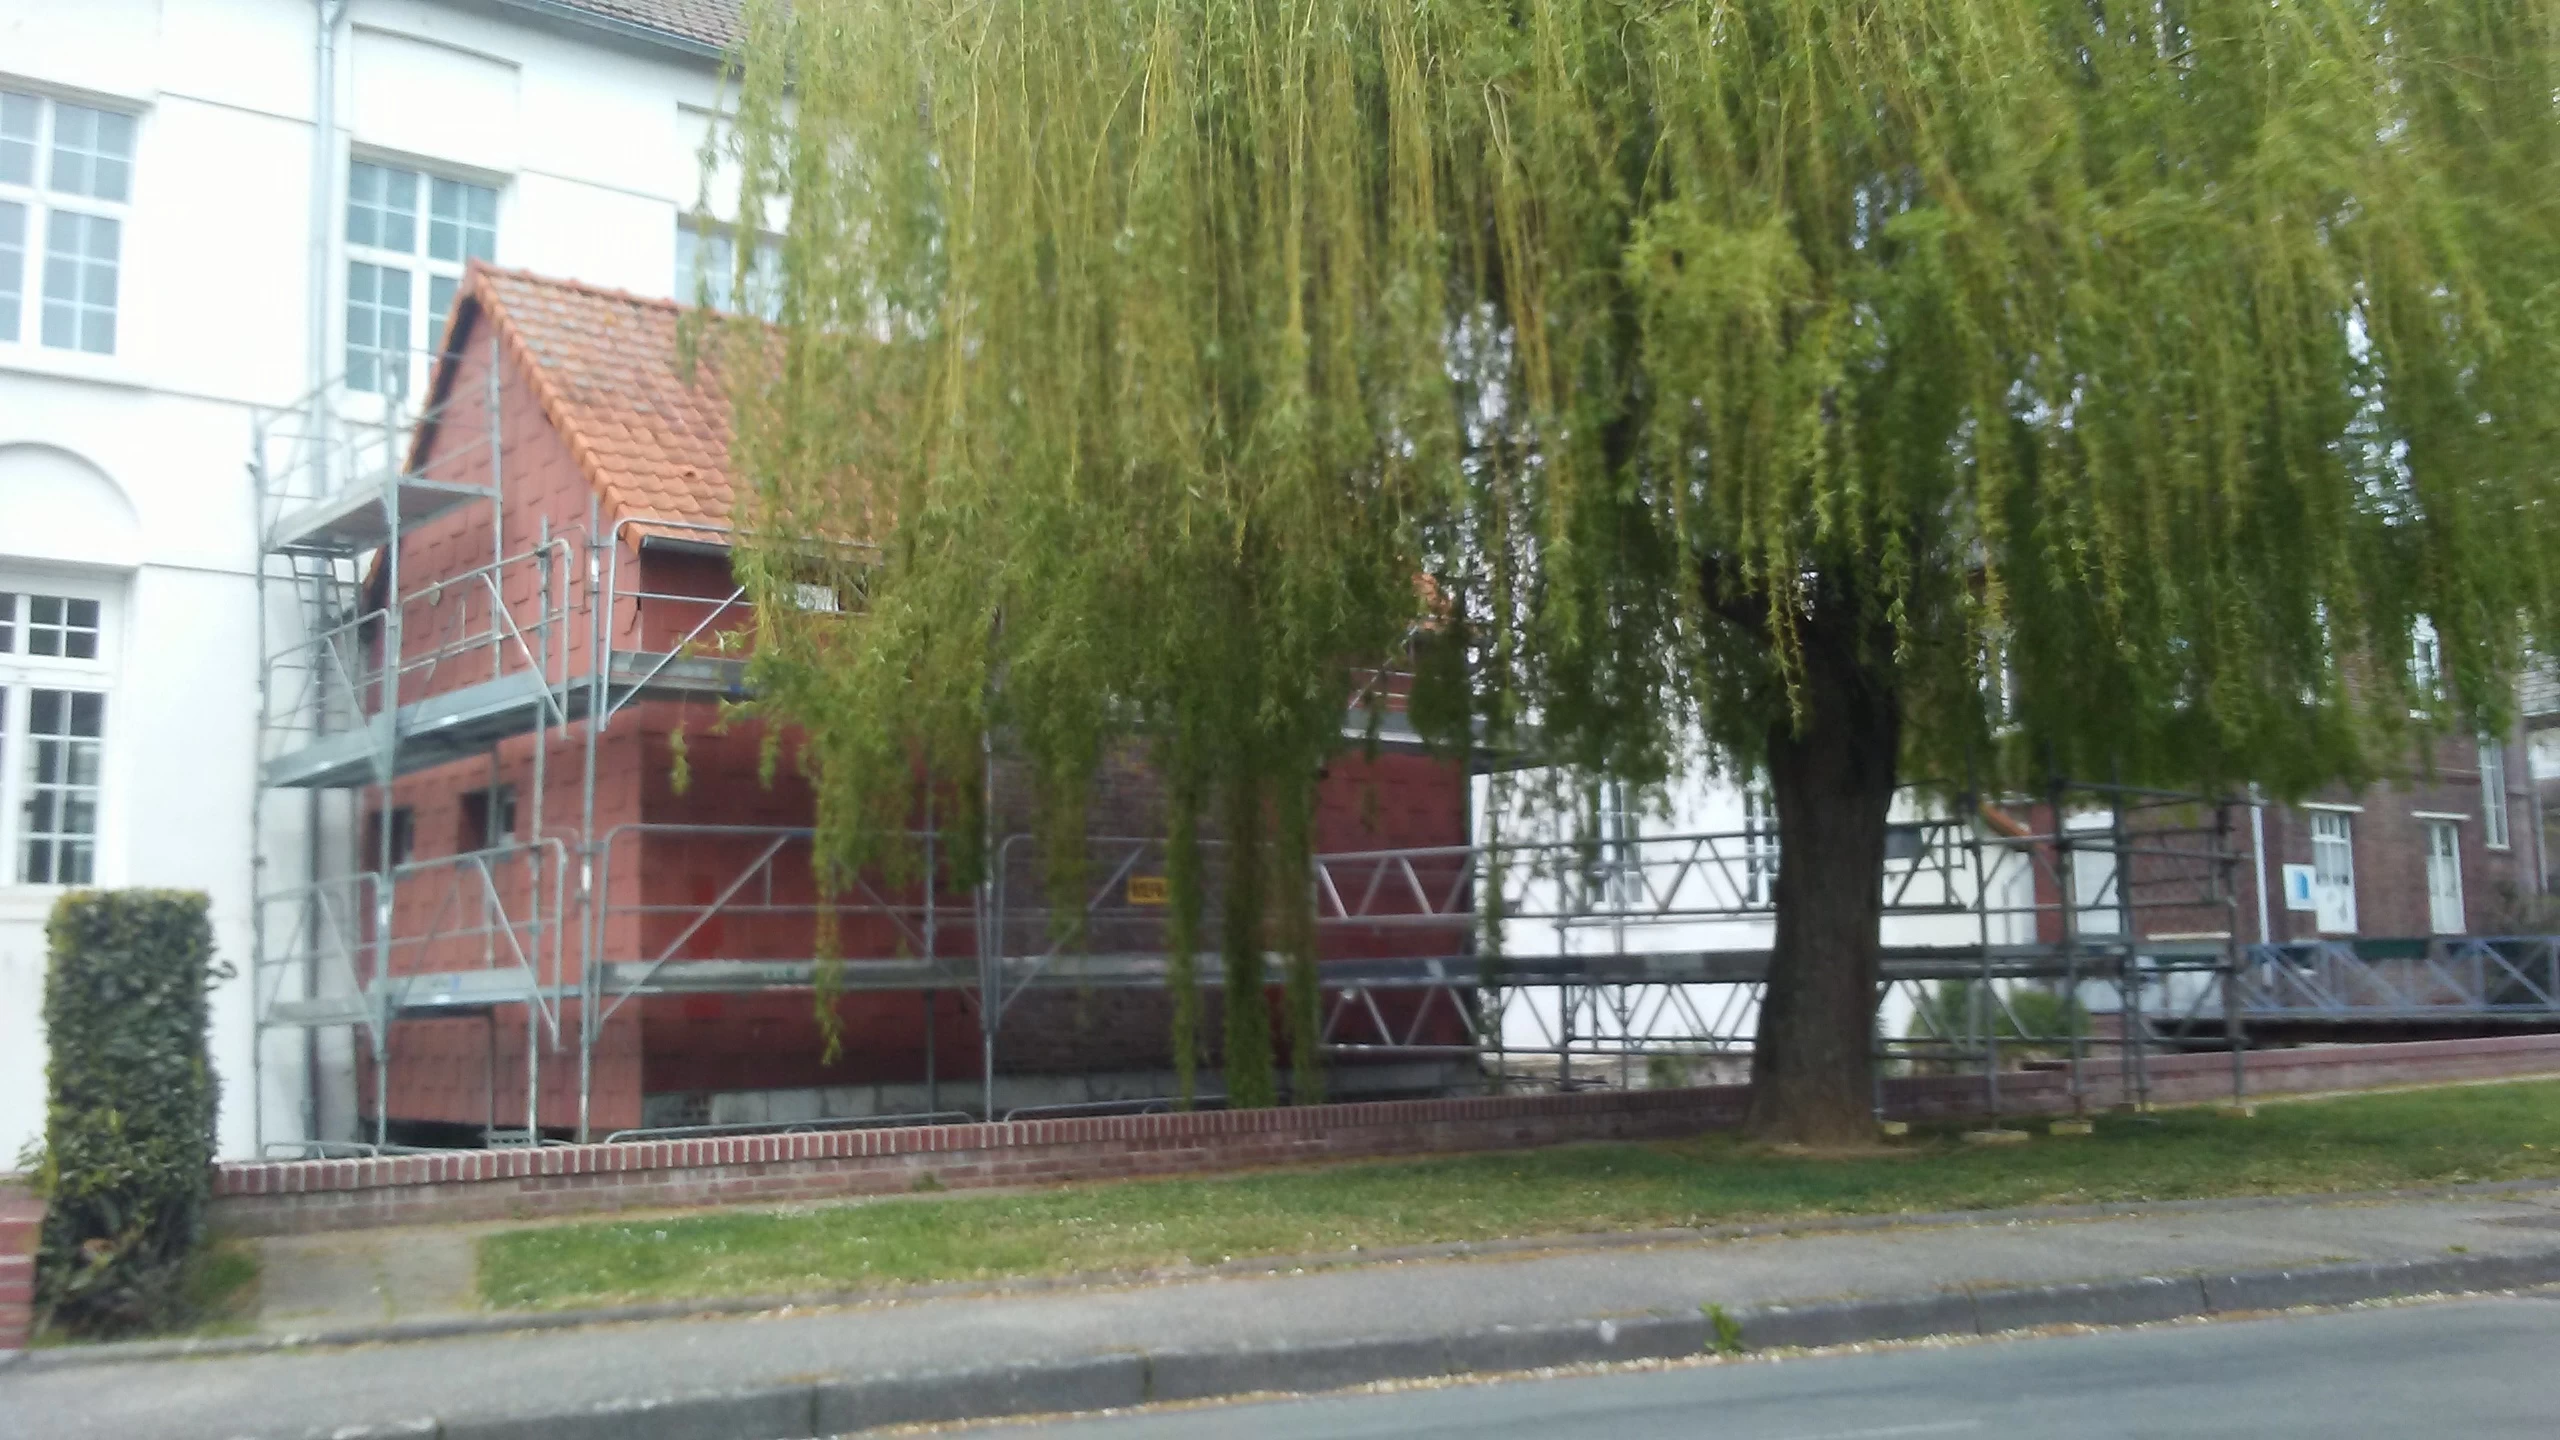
[718,0,2560,1110]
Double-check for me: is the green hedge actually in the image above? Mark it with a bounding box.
[34,890,225,1338]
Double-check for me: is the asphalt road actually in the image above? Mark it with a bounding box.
[977,1293,2560,1439]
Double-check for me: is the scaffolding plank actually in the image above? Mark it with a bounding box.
[269,475,493,556]
[262,669,591,789]
[265,993,377,1028]
[593,942,2236,1000]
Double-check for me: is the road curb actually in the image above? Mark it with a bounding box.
[152,1247,2560,1440]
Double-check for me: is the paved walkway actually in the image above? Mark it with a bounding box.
[7,1185,2560,1439]
[251,1225,481,1333]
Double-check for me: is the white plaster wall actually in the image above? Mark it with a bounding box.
[0,0,738,1159]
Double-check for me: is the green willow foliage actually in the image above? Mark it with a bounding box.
[716,0,2560,1103]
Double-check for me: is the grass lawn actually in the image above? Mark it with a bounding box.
[478,1079,2560,1312]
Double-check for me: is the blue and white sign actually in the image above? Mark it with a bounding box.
[2281,863,2318,912]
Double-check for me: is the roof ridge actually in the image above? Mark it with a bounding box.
[473,261,699,319]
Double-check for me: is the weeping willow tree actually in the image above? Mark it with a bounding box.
[715,0,2560,1141]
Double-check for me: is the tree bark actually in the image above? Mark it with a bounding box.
[1745,590,1903,1146]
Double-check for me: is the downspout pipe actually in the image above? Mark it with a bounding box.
[2248,784,2272,945]
[303,0,350,1143]
[311,0,346,411]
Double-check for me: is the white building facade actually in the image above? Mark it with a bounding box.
[0,0,760,1161]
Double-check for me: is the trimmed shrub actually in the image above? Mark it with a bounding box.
[33,890,225,1337]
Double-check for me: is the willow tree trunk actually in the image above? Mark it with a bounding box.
[1744,595,1902,1146]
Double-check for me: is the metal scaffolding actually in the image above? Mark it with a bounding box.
[1310,781,2253,1120]
[249,340,574,1156]
[243,344,2552,1157]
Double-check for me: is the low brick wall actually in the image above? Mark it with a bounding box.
[0,1180,38,1360]
[210,1034,2560,1236]
[1891,1031,2560,1119]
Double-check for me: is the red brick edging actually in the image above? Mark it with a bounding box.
[209,1033,2560,1236]
[0,1181,39,1358]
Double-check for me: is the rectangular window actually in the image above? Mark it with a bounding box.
[22,593,99,659]
[20,686,103,884]
[675,219,780,321]
[1743,786,1779,906]
[459,784,516,850]
[2481,737,2510,850]
[2409,618,2444,715]
[0,591,101,657]
[41,209,119,353]
[345,159,498,393]
[2425,820,2465,935]
[48,103,135,202]
[0,92,35,185]
[365,804,416,868]
[0,90,134,352]
[2310,811,2357,935]
[345,260,410,398]
[1,583,115,888]
[0,201,21,340]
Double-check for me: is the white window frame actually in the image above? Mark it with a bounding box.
[675,215,781,321]
[2423,819,2465,935]
[2409,617,2444,717]
[0,87,136,357]
[0,572,118,894]
[1742,785,1779,907]
[2310,810,2357,936]
[2066,810,2124,938]
[2480,736,2510,850]
[343,154,500,398]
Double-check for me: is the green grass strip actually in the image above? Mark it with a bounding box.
[479,1080,2560,1312]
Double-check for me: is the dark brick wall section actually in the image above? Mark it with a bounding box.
[210,1035,2560,1236]
[0,1180,38,1356]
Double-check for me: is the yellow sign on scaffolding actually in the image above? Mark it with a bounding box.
[1126,875,1170,906]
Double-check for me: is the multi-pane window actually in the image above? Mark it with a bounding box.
[0,588,112,888]
[2409,617,2444,713]
[1742,786,1779,906]
[1586,778,1637,912]
[345,159,498,394]
[19,688,103,884]
[2310,811,2357,935]
[2424,820,2465,935]
[0,89,134,355]
[2481,737,2511,850]
[675,219,780,321]
[0,200,22,341]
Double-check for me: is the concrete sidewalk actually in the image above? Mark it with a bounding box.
[8,1185,2560,1440]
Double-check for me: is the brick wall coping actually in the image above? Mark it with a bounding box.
[214,1032,2560,1204]
[213,1086,1711,1198]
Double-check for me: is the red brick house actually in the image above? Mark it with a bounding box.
[2244,729,2542,943]
[346,264,1471,1142]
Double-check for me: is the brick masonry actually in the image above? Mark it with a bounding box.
[0,1180,38,1358]
[209,1033,2560,1236]
[362,271,1477,1134]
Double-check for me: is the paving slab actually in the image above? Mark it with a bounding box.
[253,1228,479,1333]
[5,1189,2558,1440]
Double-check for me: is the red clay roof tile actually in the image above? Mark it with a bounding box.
[444,262,747,545]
